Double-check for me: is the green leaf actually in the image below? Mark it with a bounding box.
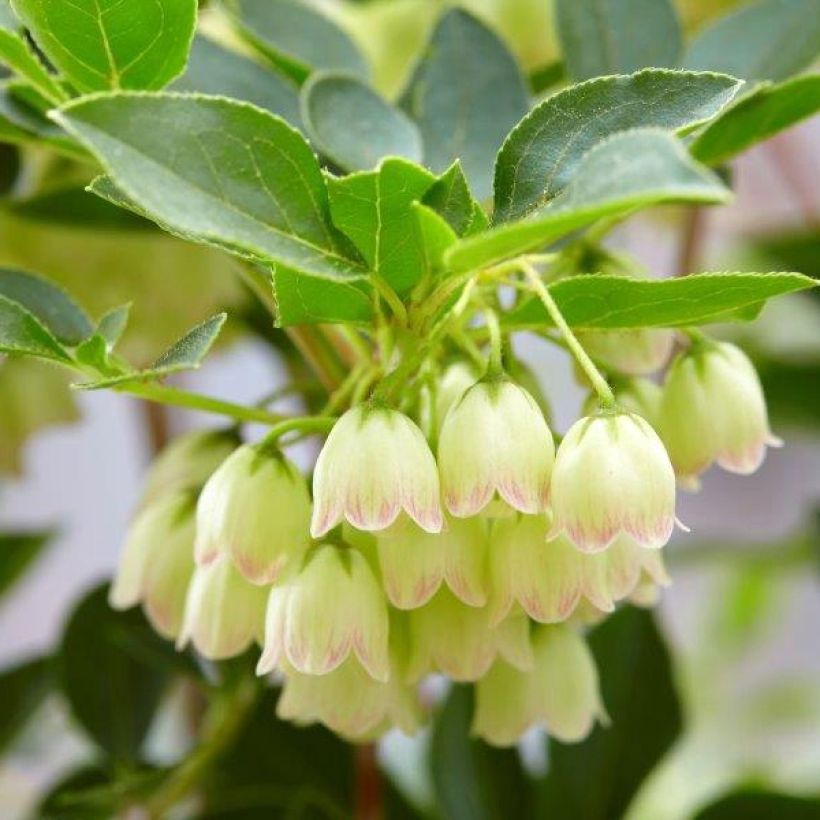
[0,26,66,103]
[422,161,488,237]
[0,267,92,344]
[57,583,183,762]
[0,529,52,598]
[693,791,820,819]
[36,766,114,820]
[555,0,682,81]
[400,9,529,202]
[10,0,197,93]
[691,75,820,166]
[430,685,535,820]
[449,129,728,273]
[537,608,682,820]
[0,656,52,754]
[0,294,70,361]
[172,35,302,130]
[327,158,436,295]
[528,59,566,95]
[53,93,367,287]
[97,303,130,349]
[684,0,820,82]
[505,271,817,329]
[414,202,458,274]
[79,313,225,388]
[225,0,368,84]
[493,68,742,221]
[0,0,19,30]
[301,72,422,172]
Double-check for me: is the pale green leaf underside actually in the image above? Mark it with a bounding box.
[225,0,368,83]
[555,0,682,81]
[53,93,366,284]
[302,73,422,172]
[504,272,817,329]
[11,0,197,92]
[691,75,820,166]
[684,0,820,83]
[0,267,92,344]
[172,35,302,131]
[401,9,530,202]
[78,313,226,389]
[493,68,743,221]
[448,130,728,273]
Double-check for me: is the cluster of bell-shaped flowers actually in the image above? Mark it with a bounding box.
[110,336,779,745]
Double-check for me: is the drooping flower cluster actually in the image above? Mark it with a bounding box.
[111,338,778,744]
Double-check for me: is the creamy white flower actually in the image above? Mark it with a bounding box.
[195,443,311,584]
[550,411,678,552]
[578,328,675,376]
[311,405,443,537]
[420,360,478,436]
[177,555,268,660]
[110,491,196,640]
[438,377,554,517]
[257,545,389,680]
[660,341,782,488]
[376,515,488,609]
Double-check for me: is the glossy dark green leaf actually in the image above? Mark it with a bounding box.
[11,0,197,92]
[401,9,529,202]
[0,656,52,754]
[0,294,70,361]
[684,0,820,82]
[422,161,488,237]
[0,25,66,102]
[0,267,92,344]
[79,313,225,388]
[54,93,367,288]
[505,271,817,329]
[0,529,52,598]
[326,158,435,296]
[555,0,682,81]
[692,75,820,165]
[537,608,682,820]
[57,583,184,762]
[173,35,302,130]
[302,72,422,171]
[493,68,742,221]
[225,0,368,84]
[451,129,728,273]
[430,685,535,820]
[693,790,820,819]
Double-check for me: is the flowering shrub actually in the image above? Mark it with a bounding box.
[0,0,818,817]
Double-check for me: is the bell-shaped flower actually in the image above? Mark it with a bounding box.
[276,652,421,740]
[472,624,604,746]
[311,405,443,537]
[406,588,532,682]
[550,410,678,552]
[659,341,782,488]
[177,554,268,660]
[420,360,478,437]
[257,544,389,680]
[438,377,555,517]
[578,328,675,376]
[139,429,238,509]
[195,443,311,584]
[110,491,196,639]
[376,514,488,609]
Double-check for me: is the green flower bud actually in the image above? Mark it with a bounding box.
[195,443,311,585]
[550,411,678,552]
[139,429,237,508]
[420,360,478,436]
[376,515,488,609]
[257,545,389,681]
[438,377,555,517]
[406,589,532,682]
[578,328,675,376]
[312,406,443,537]
[659,341,782,488]
[109,491,196,640]
[177,555,268,660]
